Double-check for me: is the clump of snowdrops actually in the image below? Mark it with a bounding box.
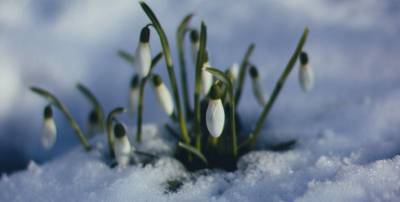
[31,1,313,171]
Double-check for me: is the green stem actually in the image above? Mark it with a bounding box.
[235,43,255,105]
[77,83,105,132]
[106,107,126,157]
[135,52,163,143]
[30,87,92,151]
[118,50,135,65]
[136,78,146,143]
[140,2,190,144]
[194,22,207,151]
[243,27,309,148]
[177,14,194,118]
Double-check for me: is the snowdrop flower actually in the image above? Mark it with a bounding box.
[226,63,239,83]
[129,75,140,115]
[42,105,56,150]
[201,54,213,95]
[249,65,266,105]
[113,123,132,167]
[152,74,174,116]
[298,51,314,92]
[206,83,225,137]
[190,29,200,65]
[87,109,99,137]
[134,26,152,78]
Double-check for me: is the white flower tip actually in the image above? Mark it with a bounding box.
[299,64,314,92]
[134,42,152,78]
[153,76,174,116]
[42,118,57,150]
[206,99,225,137]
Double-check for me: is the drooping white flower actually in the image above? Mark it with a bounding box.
[134,26,152,78]
[201,61,213,96]
[128,75,140,115]
[190,29,200,65]
[152,74,175,116]
[299,51,314,92]
[226,63,239,83]
[249,65,267,106]
[87,109,99,137]
[206,83,225,137]
[42,105,57,150]
[113,123,132,167]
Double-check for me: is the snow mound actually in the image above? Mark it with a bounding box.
[1,124,400,202]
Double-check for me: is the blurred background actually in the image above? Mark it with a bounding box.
[1,0,400,173]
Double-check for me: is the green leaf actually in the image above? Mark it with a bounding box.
[118,50,135,65]
[178,142,208,164]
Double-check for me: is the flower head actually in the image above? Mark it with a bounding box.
[206,83,225,137]
[42,105,57,150]
[134,26,152,78]
[298,51,314,92]
[249,65,266,105]
[113,123,132,166]
[152,74,175,116]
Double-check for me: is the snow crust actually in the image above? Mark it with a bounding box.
[1,123,400,201]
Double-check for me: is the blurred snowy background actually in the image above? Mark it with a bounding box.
[1,0,400,176]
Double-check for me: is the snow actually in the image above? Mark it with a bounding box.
[1,0,400,201]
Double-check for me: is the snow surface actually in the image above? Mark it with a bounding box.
[1,0,400,201]
[1,124,400,201]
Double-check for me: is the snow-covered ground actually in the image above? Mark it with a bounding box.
[1,0,400,201]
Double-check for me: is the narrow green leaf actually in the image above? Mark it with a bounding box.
[243,27,309,148]
[178,142,208,164]
[235,43,255,104]
[118,50,135,65]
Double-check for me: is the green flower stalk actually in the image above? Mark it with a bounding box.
[235,43,255,104]
[135,26,152,78]
[113,123,132,167]
[42,105,57,150]
[152,74,175,116]
[249,65,267,106]
[140,1,190,144]
[242,27,309,148]
[298,51,314,92]
[31,87,91,151]
[206,83,225,137]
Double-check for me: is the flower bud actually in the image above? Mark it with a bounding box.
[113,123,132,166]
[249,65,266,105]
[206,84,225,137]
[87,109,99,136]
[134,26,152,78]
[129,75,140,115]
[42,105,57,150]
[152,75,174,116]
[190,29,200,64]
[298,52,314,92]
[226,63,239,83]
[201,54,213,95]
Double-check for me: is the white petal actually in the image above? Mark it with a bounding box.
[201,64,213,95]
[42,118,57,150]
[129,88,139,115]
[206,99,225,137]
[113,136,132,167]
[228,63,239,82]
[299,64,314,92]
[155,84,174,116]
[252,78,267,106]
[134,43,152,78]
